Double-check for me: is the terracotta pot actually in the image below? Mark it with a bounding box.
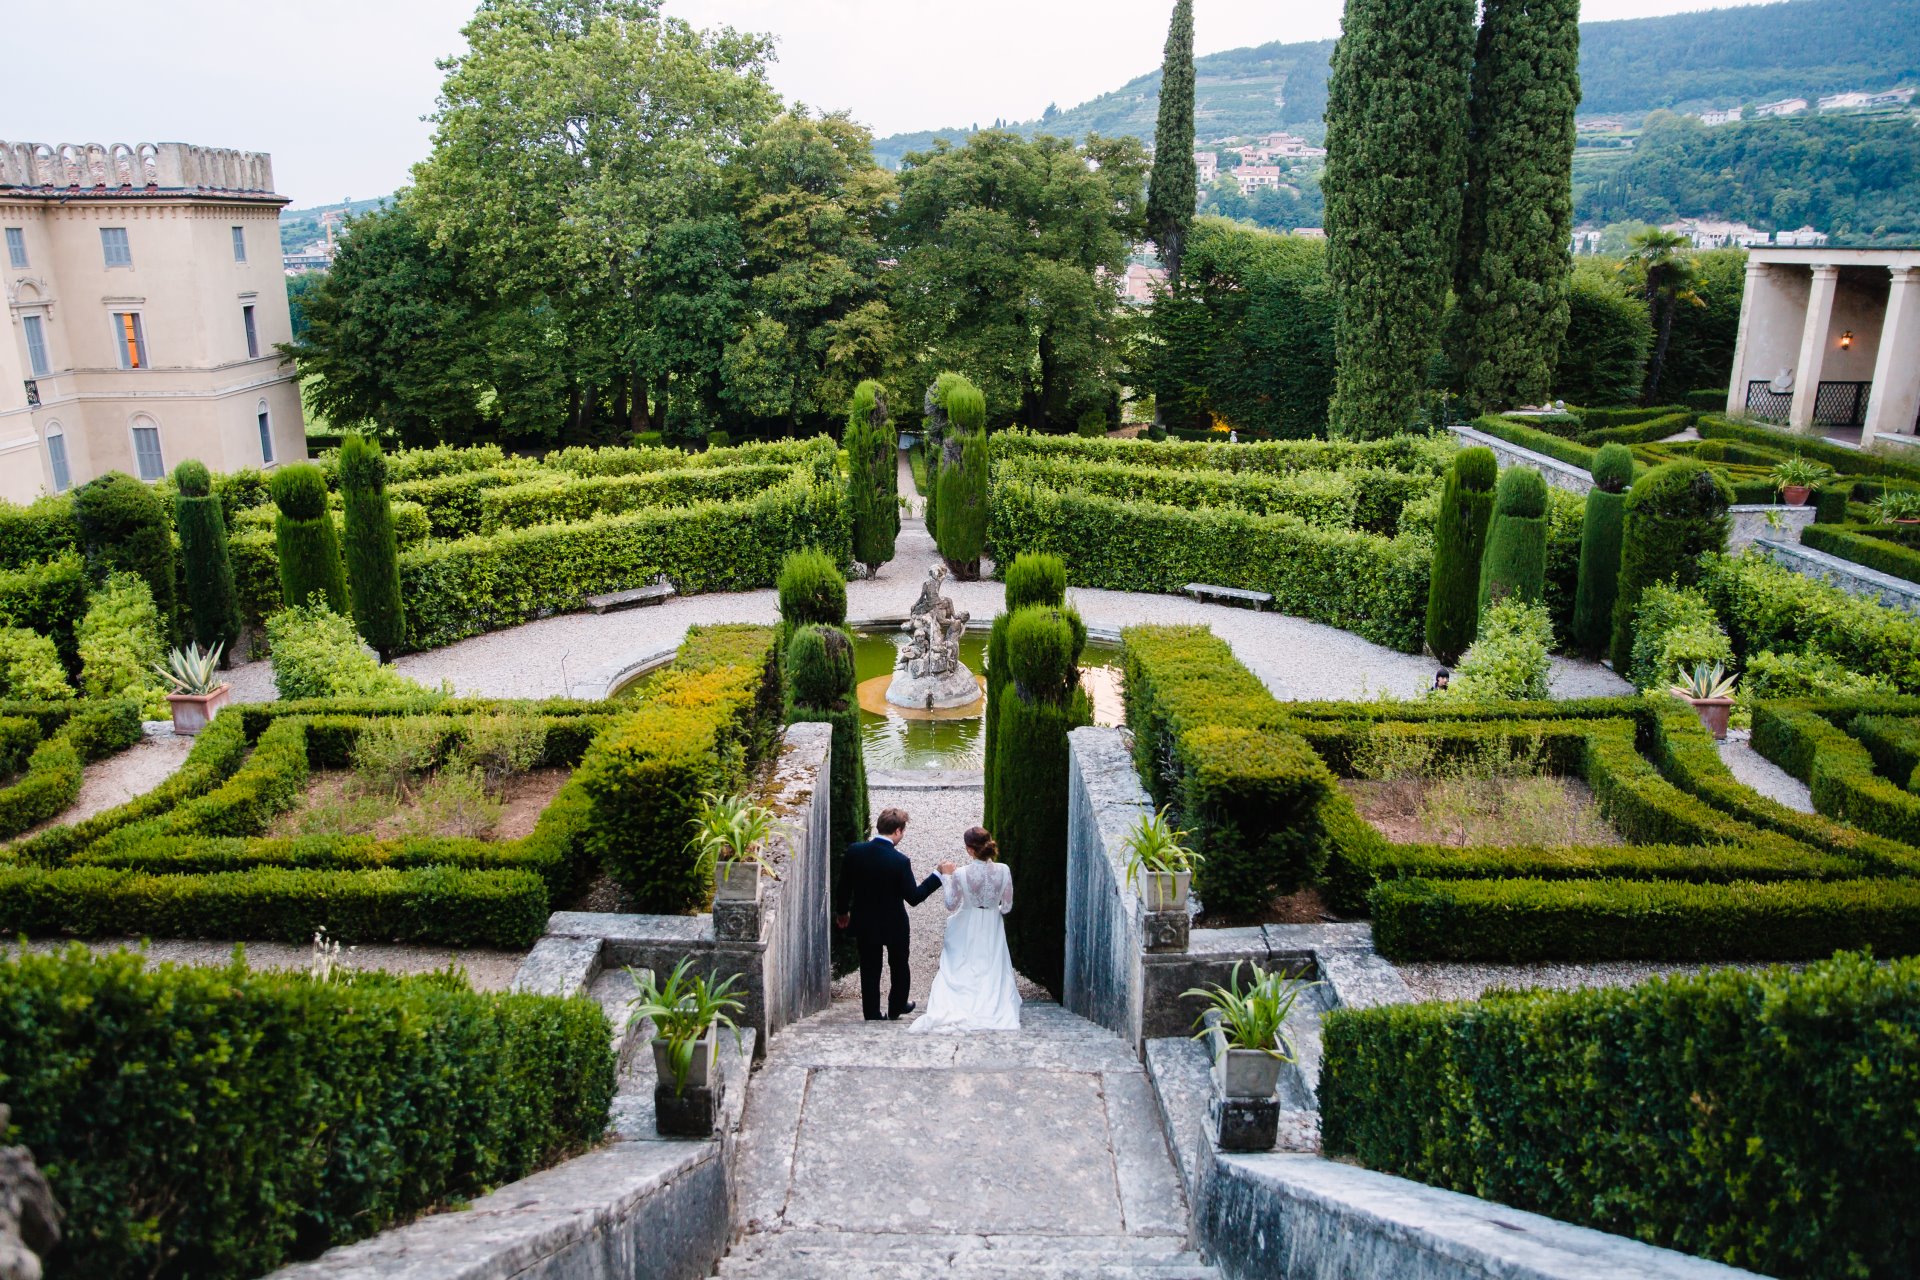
[1208,1022,1285,1100]
[1689,696,1734,741]
[1895,518,1920,526]
[713,860,761,902]
[652,1026,718,1094]
[1138,869,1192,913]
[1781,484,1812,506]
[165,684,230,735]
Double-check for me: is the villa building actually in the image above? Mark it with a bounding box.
[1663,218,1771,249]
[1726,246,1920,446]
[1194,152,1218,185]
[1234,165,1282,196]
[1699,108,1741,126]
[1753,97,1809,118]
[0,140,302,504]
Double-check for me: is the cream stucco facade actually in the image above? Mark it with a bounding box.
[0,141,305,504]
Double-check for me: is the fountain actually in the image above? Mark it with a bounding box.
[885,564,980,710]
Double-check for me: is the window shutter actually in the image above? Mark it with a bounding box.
[22,316,49,377]
[47,434,70,492]
[132,426,164,481]
[258,410,274,463]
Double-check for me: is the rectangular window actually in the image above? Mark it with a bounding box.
[21,315,50,378]
[4,228,25,269]
[112,312,147,369]
[131,425,164,481]
[258,410,274,463]
[46,434,71,493]
[100,227,132,268]
[231,225,247,262]
[242,304,259,359]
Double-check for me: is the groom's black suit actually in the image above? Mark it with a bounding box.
[842,834,942,1020]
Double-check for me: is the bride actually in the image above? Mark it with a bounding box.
[911,827,1022,1033]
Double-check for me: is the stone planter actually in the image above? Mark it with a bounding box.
[1138,869,1192,913]
[1687,696,1734,741]
[1781,484,1813,506]
[1208,1020,1285,1100]
[653,1025,719,1094]
[713,860,762,903]
[165,684,230,735]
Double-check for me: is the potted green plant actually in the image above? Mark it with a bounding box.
[627,959,745,1098]
[1874,490,1920,525]
[688,791,782,903]
[1185,962,1315,1100]
[1122,806,1204,912]
[151,641,229,734]
[1770,454,1834,506]
[1671,660,1738,740]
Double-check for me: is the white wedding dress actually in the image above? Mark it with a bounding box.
[910,857,1023,1033]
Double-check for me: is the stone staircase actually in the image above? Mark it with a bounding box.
[717,1000,1219,1279]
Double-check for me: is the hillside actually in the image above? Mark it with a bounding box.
[279,195,395,254]
[873,0,1920,166]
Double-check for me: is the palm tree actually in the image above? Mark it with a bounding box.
[1619,229,1704,405]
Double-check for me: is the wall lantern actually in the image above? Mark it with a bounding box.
[1840,330,1855,350]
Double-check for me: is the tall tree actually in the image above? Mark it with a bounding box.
[338,434,407,661]
[889,131,1148,433]
[1448,0,1581,412]
[1322,0,1476,438]
[1145,0,1197,286]
[1620,229,1704,405]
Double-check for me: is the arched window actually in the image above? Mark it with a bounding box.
[129,414,165,481]
[43,423,70,493]
[256,399,274,464]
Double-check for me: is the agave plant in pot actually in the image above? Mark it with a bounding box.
[1123,806,1203,912]
[628,958,745,1100]
[151,642,229,734]
[1671,660,1738,740]
[690,791,783,903]
[1185,961,1315,1101]
[1771,454,1834,506]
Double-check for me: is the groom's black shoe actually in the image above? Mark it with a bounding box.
[888,1002,917,1021]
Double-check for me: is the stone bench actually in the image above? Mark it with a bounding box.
[1185,582,1273,610]
[586,580,676,614]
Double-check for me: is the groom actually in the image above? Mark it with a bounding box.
[836,808,956,1021]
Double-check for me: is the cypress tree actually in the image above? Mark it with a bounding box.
[1145,0,1197,287]
[270,463,348,615]
[171,460,242,660]
[71,471,179,642]
[1323,0,1476,438]
[1447,0,1582,411]
[338,434,406,660]
[994,603,1093,997]
[1424,447,1498,664]
[1609,461,1734,671]
[846,380,898,568]
[934,377,988,577]
[1478,465,1550,615]
[984,553,1068,833]
[1571,444,1634,658]
[785,622,868,879]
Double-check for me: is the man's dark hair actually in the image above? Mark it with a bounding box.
[876,808,910,836]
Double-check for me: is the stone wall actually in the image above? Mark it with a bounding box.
[1448,423,1595,493]
[1758,537,1920,612]
[1061,726,1154,1046]
[1727,503,1816,552]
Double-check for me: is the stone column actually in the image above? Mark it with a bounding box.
[1725,258,1771,416]
[1789,264,1841,431]
[1864,267,1920,446]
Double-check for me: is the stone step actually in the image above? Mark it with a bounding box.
[717,1255,1216,1279]
[722,1230,1198,1266]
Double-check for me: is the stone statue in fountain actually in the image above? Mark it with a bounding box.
[887,564,980,710]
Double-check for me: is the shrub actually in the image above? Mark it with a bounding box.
[0,554,88,671]
[1751,705,1920,845]
[1477,466,1549,615]
[776,548,848,629]
[935,381,990,574]
[1609,461,1733,671]
[174,459,243,658]
[0,703,143,839]
[984,554,1069,833]
[271,463,348,615]
[1700,549,1920,694]
[78,572,168,717]
[476,465,806,534]
[0,628,73,701]
[785,622,867,876]
[1626,582,1734,693]
[71,471,178,637]
[389,499,431,546]
[265,602,427,702]
[995,604,1093,995]
[1850,714,1920,793]
[1570,444,1632,657]
[0,495,79,571]
[338,434,407,660]
[1448,599,1552,701]
[845,380,899,567]
[1744,649,1898,702]
[0,945,613,1278]
[1321,951,1920,1279]
[1424,447,1497,664]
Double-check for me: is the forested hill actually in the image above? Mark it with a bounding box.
[873,0,1920,165]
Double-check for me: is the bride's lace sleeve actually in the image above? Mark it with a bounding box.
[942,867,963,913]
[998,863,1014,915]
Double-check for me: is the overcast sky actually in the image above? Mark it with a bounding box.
[5,0,1747,208]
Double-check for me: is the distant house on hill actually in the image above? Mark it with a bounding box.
[1753,97,1809,118]
[1195,152,1218,184]
[1291,227,1326,240]
[1663,218,1771,249]
[1235,165,1282,195]
[1119,262,1167,306]
[1868,88,1916,107]
[1577,116,1626,132]
[1570,224,1604,254]
[1818,91,1873,111]
[1774,226,1830,247]
[1699,107,1740,126]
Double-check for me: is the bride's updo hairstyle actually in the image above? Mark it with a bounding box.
[963,827,999,861]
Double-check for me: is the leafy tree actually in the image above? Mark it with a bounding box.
[1557,264,1652,406]
[1448,0,1580,411]
[1323,0,1476,437]
[172,460,242,659]
[1145,0,1197,286]
[1620,229,1705,405]
[1425,447,1498,664]
[338,435,407,660]
[889,131,1148,433]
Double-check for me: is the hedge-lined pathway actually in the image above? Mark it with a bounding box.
[224,521,1628,706]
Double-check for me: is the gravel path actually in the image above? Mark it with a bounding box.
[1717,729,1816,812]
[13,937,526,991]
[1395,958,1801,1002]
[15,731,195,838]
